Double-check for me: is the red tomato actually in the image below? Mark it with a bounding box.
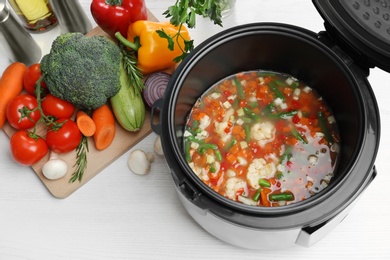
[23,63,46,95]
[46,119,82,153]
[10,130,48,166]
[41,94,76,119]
[6,94,41,130]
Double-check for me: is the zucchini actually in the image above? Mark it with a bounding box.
[110,61,145,132]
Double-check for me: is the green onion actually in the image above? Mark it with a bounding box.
[262,103,275,115]
[232,97,239,109]
[291,127,308,144]
[187,127,202,136]
[242,117,252,124]
[317,111,333,144]
[269,193,294,201]
[244,124,251,143]
[209,164,216,173]
[198,143,218,154]
[276,172,284,179]
[259,178,271,187]
[199,143,218,150]
[291,81,300,89]
[184,141,191,163]
[243,107,260,120]
[280,145,292,163]
[234,77,244,99]
[269,81,285,100]
[215,149,222,161]
[269,110,298,119]
[225,139,237,151]
[274,79,287,86]
[186,135,204,144]
[192,120,199,129]
[253,189,261,202]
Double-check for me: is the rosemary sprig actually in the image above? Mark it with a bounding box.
[159,0,224,62]
[116,36,145,96]
[69,135,89,183]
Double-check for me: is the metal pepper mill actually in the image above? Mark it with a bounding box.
[0,0,42,66]
[49,0,92,34]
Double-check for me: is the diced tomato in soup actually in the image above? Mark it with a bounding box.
[184,70,340,207]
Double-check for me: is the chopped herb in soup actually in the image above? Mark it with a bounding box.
[183,71,340,207]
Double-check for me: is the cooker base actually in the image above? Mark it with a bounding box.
[177,189,358,249]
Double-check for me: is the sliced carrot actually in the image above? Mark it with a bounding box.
[76,110,96,137]
[92,104,115,151]
[226,153,236,164]
[260,188,271,207]
[0,62,28,128]
[283,126,291,133]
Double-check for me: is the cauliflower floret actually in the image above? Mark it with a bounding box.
[223,107,235,122]
[209,92,221,99]
[196,130,209,140]
[224,177,247,200]
[198,114,211,130]
[246,158,276,189]
[293,88,301,100]
[214,121,232,143]
[274,98,283,106]
[215,121,229,136]
[189,163,209,182]
[226,169,236,178]
[238,196,258,206]
[250,122,275,147]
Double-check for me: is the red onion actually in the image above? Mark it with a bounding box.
[143,72,171,107]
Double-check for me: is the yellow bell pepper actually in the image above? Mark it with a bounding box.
[116,20,191,74]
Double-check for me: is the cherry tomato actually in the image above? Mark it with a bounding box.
[6,94,41,130]
[41,94,76,119]
[10,130,48,166]
[23,63,46,95]
[46,119,82,153]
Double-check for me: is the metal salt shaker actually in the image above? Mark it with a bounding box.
[0,0,42,66]
[49,0,92,34]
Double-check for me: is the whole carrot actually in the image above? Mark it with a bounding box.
[0,62,28,128]
[92,104,115,151]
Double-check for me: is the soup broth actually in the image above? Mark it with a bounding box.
[183,71,340,207]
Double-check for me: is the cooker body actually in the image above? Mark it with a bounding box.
[153,23,380,249]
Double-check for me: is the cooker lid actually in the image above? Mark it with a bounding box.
[313,0,390,72]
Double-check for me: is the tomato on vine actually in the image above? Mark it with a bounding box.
[6,94,41,130]
[23,63,46,96]
[41,94,75,119]
[46,119,82,153]
[10,130,48,166]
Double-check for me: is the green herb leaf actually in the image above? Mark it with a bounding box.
[69,135,89,183]
[156,29,175,51]
[118,42,145,96]
[161,0,224,63]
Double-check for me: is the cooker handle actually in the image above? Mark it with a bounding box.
[150,98,164,135]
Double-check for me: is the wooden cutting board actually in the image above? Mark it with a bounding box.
[2,9,160,199]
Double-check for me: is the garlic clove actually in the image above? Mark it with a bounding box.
[128,149,154,175]
[42,159,68,180]
[153,136,164,156]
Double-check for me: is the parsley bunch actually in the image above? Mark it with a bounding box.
[159,0,226,62]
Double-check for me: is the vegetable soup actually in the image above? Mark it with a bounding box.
[183,71,340,207]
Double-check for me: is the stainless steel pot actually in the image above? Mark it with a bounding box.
[152,0,385,249]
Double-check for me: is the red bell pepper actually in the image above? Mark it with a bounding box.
[90,0,148,39]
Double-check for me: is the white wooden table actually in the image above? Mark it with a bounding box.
[0,1,389,259]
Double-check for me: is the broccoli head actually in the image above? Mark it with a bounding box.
[40,32,121,110]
